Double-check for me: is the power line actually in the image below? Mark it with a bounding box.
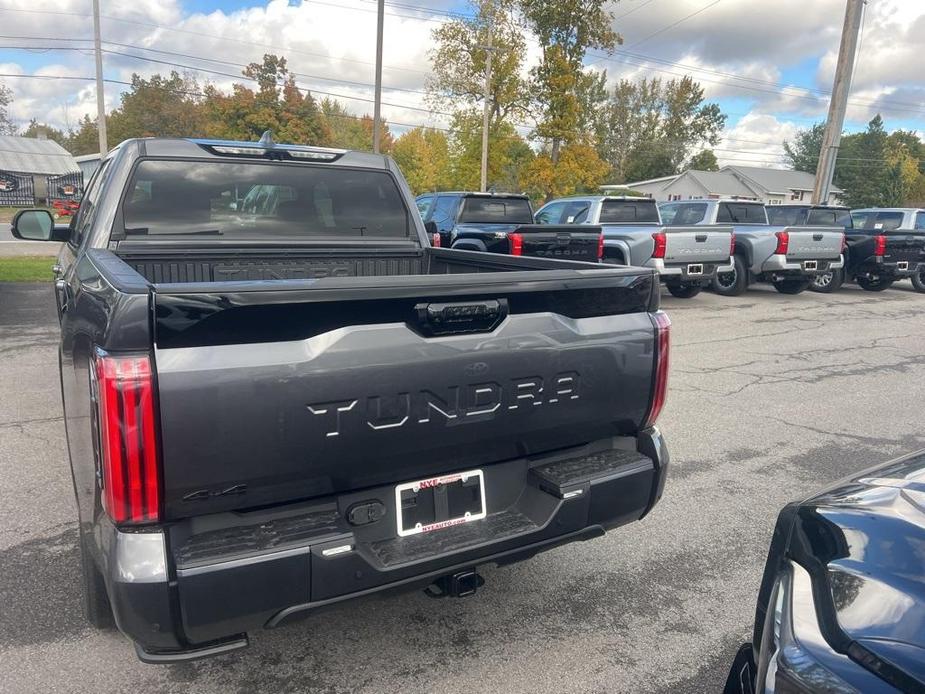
[625,0,723,49]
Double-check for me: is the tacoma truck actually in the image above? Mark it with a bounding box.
[535,195,734,299]
[12,136,671,663]
[833,208,925,293]
[416,191,602,261]
[658,199,845,296]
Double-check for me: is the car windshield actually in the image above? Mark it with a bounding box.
[850,211,905,231]
[660,203,706,225]
[766,207,803,226]
[457,197,533,224]
[121,160,411,240]
[599,200,660,223]
[806,208,852,227]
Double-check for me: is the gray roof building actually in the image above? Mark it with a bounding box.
[0,135,79,175]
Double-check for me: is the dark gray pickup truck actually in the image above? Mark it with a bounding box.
[12,136,670,663]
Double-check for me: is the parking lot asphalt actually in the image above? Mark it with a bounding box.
[2,280,925,694]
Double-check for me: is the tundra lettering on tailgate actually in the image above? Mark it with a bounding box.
[307,372,580,438]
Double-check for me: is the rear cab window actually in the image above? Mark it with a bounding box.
[852,211,905,231]
[806,208,852,227]
[119,160,412,241]
[660,202,707,225]
[600,200,660,224]
[766,207,804,226]
[457,196,534,224]
[717,202,768,224]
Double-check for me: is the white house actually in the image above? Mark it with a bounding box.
[606,166,842,206]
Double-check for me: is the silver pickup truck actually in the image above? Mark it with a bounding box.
[659,199,845,296]
[535,195,733,299]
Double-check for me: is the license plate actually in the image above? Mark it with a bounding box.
[803,260,818,271]
[687,264,703,275]
[395,470,486,537]
[898,261,909,271]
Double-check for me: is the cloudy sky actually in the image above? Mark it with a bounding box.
[0,0,922,168]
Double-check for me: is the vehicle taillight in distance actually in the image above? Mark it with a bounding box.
[642,311,671,429]
[775,231,789,255]
[874,235,886,257]
[94,351,160,523]
[597,232,605,260]
[508,232,523,256]
[432,232,441,247]
[651,232,667,259]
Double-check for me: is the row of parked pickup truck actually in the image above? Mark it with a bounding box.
[416,191,925,298]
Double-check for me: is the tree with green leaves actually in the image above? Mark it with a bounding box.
[392,127,452,194]
[107,72,205,144]
[63,115,100,156]
[447,110,533,192]
[519,0,620,170]
[20,119,68,146]
[598,76,725,183]
[686,149,719,172]
[427,0,530,124]
[319,99,392,152]
[837,115,890,208]
[783,122,825,174]
[0,83,16,135]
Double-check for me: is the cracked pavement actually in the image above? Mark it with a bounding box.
[2,280,925,694]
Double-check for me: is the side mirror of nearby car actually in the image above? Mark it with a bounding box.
[11,209,67,242]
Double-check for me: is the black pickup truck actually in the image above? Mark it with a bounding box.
[13,136,670,663]
[416,191,603,261]
[769,205,925,293]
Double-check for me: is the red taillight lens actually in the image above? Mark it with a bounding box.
[432,232,441,247]
[651,232,667,259]
[508,232,523,256]
[775,231,789,255]
[94,352,160,523]
[642,311,670,429]
[597,232,605,260]
[875,235,886,257]
[729,232,736,256]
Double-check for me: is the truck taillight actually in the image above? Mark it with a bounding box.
[93,352,160,524]
[597,232,605,260]
[729,232,736,256]
[875,235,886,257]
[775,231,789,255]
[508,232,523,256]
[642,311,670,429]
[432,232,441,247]
[651,232,667,259]
[841,232,847,253]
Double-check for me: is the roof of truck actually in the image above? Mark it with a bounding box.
[853,207,925,213]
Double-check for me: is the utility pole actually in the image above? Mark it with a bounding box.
[812,0,864,205]
[92,0,108,156]
[372,0,385,154]
[479,6,494,192]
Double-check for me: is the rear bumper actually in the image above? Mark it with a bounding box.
[856,258,923,279]
[761,253,844,275]
[106,430,669,662]
[645,257,731,281]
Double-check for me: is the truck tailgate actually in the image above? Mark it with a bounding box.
[514,224,602,262]
[783,227,844,260]
[883,232,925,264]
[662,225,733,263]
[152,276,657,519]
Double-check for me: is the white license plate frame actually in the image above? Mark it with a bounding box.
[897,261,909,271]
[395,469,487,537]
[803,260,818,271]
[686,263,704,275]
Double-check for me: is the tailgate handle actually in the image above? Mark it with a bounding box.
[813,233,823,241]
[413,299,508,337]
[695,234,708,242]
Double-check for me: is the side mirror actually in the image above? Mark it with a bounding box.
[11,209,57,241]
[424,220,439,236]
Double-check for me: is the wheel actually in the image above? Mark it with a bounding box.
[78,531,114,629]
[666,283,702,299]
[711,254,748,296]
[911,267,925,293]
[772,278,812,294]
[857,275,894,292]
[810,268,845,293]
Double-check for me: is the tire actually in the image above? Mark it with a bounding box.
[857,275,895,292]
[772,278,812,294]
[911,267,925,293]
[711,254,748,296]
[666,283,702,299]
[78,531,115,629]
[810,268,845,293]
